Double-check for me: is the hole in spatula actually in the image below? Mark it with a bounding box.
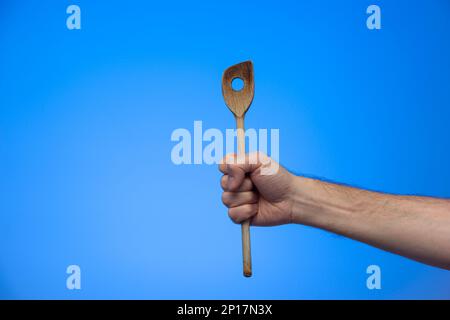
[231,77,244,91]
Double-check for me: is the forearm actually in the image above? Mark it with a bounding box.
[291,176,450,270]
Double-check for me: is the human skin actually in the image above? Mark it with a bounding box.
[219,153,450,270]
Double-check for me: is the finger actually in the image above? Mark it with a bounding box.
[219,153,263,175]
[228,203,258,224]
[220,175,253,192]
[219,153,271,191]
[218,153,236,174]
[222,191,258,208]
[226,165,246,191]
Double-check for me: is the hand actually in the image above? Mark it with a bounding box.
[219,152,296,226]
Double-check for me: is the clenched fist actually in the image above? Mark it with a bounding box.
[219,152,296,226]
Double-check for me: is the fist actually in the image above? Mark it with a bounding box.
[219,152,295,226]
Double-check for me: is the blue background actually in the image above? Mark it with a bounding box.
[1,0,450,299]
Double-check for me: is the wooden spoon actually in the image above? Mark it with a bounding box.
[222,61,254,277]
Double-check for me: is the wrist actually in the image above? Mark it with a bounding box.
[289,175,320,226]
[289,175,357,229]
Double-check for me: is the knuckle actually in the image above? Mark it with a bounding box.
[242,178,253,190]
[243,204,257,218]
[221,193,229,206]
[221,192,235,207]
[220,175,228,190]
[228,209,240,223]
[249,192,258,203]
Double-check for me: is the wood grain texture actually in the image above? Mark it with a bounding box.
[222,61,254,277]
[222,61,254,118]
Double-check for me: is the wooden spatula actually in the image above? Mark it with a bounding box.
[222,61,254,277]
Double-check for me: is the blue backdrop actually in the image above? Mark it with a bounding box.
[1,0,449,299]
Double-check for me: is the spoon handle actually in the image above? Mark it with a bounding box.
[236,116,252,277]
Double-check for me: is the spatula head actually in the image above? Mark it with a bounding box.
[222,61,254,118]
